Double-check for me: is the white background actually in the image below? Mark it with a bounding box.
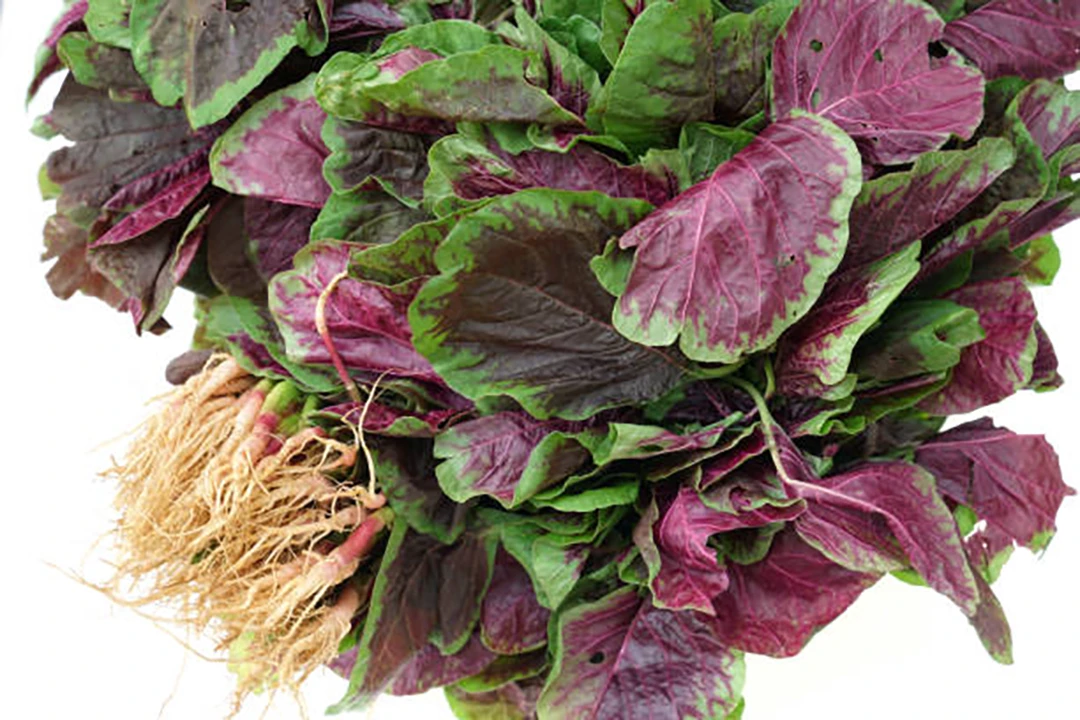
[2,3,1077,719]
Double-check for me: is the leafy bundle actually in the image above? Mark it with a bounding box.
[31,0,1080,718]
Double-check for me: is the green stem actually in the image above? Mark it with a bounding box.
[261,379,302,418]
[724,376,793,486]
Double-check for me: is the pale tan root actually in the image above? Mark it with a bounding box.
[100,359,385,708]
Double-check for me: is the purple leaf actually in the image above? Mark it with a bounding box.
[614,113,861,363]
[433,412,590,508]
[1016,79,1080,161]
[243,198,319,281]
[640,472,805,615]
[480,550,552,655]
[427,132,677,210]
[538,587,745,720]
[943,0,1080,81]
[269,240,440,381]
[387,633,496,696]
[330,0,407,40]
[842,139,1015,272]
[788,460,979,614]
[918,279,1037,415]
[772,0,985,165]
[210,76,331,207]
[92,169,212,248]
[916,418,1074,557]
[1030,323,1064,391]
[710,528,879,657]
[776,242,921,395]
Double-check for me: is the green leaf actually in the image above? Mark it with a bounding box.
[315,45,584,126]
[678,123,756,184]
[56,32,147,98]
[590,0,715,150]
[85,0,134,49]
[711,0,797,125]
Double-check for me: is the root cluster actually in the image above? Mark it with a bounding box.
[101,356,384,704]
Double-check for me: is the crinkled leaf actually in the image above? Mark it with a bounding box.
[918,278,1037,414]
[776,242,921,396]
[1029,322,1064,391]
[94,169,212,248]
[772,0,985,165]
[445,681,540,720]
[712,0,797,125]
[210,75,331,207]
[710,527,879,657]
[943,0,1080,81]
[499,8,603,119]
[539,587,745,720]
[916,418,1074,559]
[411,189,688,420]
[853,300,986,383]
[311,188,430,245]
[479,550,552,655]
[588,0,715,150]
[614,112,861,363]
[330,0,409,40]
[1016,80,1080,163]
[322,117,431,202]
[84,0,133,49]
[269,240,439,380]
[334,524,496,711]
[45,79,219,209]
[434,412,590,508]
[131,0,330,127]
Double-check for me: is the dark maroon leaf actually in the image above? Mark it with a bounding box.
[387,633,497,696]
[243,198,319,281]
[45,79,220,209]
[772,0,985,165]
[330,0,408,40]
[322,117,432,200]
[480,550,552,655]
[338,525,496,708]
[943,0,1080,81]
[1030,323,1064,391]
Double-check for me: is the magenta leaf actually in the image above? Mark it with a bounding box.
[1016,79,1080,163]
[710,528,879,657]
[789,460,980,615]
[92,169,212,248]
[916,418,1074,558]
[772,0,985,165]
[387,633,497,696]
[433,412,590,508]
[776,241,921,396]
[268,240,440,381]
[210,75,331,208]
[243,198,319,282]
[918,278,1037,415]
[614,112,861,364]
[943,0,1080,81]
[538,587,745,720]
[28,0,88,102]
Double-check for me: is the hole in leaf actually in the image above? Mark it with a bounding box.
[809,39,824,52]
[226,0,251,10]
[589,652,606,665]
[874,49,884,62]
[641,444,664,453]
[810,89,822,109]
[928,42,948,59]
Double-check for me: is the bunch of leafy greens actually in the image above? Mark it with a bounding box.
[32,0,1080,717]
